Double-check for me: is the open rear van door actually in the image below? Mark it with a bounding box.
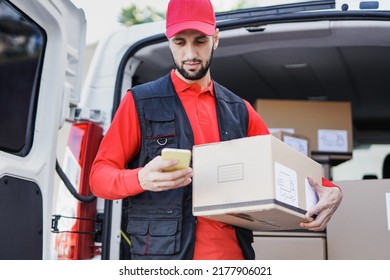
[0,0,85,259]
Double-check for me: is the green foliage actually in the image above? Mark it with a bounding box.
[118,4,165,27]
[117,1,251,27]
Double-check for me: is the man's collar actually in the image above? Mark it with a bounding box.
[170,69,214,96]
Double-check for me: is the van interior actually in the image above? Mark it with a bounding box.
[114,14,390,260]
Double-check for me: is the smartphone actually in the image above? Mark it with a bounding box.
[161,148,191,171]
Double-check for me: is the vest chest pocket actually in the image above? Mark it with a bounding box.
[126,204,182,256]
[144,110,178,157]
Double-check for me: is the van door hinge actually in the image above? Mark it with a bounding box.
[68,107,105,123]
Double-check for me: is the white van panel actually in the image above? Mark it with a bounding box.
[80,21,166,133]
[1,0,85,259]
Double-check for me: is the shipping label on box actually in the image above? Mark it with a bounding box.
[192,134,322,231]
[318,129,348,152]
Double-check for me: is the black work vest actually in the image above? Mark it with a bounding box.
[126,74,254,260]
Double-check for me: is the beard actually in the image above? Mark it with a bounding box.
[173,48,214,81]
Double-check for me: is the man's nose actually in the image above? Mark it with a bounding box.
[184,45,197,60]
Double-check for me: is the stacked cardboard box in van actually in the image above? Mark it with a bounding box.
[255,99,353,156]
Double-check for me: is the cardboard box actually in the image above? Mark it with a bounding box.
[192,135,322,231]
[327,179,390,259]
[271,131,311,157]
[255,99,353,155]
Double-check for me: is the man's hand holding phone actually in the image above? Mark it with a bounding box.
[161,148,191,171]
[138,148,193,192]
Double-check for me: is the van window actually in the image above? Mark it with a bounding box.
[0,1,45,156]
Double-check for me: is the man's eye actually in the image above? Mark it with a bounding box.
[197,40,206,44]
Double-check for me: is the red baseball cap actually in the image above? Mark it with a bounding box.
[166,0,216,38]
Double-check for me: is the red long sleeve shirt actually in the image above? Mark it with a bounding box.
[89,70,335,259]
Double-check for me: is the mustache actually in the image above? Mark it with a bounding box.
[182,59,202,64]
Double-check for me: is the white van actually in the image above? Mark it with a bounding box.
[1,0,390,260]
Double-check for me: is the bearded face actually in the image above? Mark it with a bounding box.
[173,47,214,81]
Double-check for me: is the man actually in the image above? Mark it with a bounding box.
[89,0,342,260]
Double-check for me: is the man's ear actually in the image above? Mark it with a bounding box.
[213,28,219,50]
